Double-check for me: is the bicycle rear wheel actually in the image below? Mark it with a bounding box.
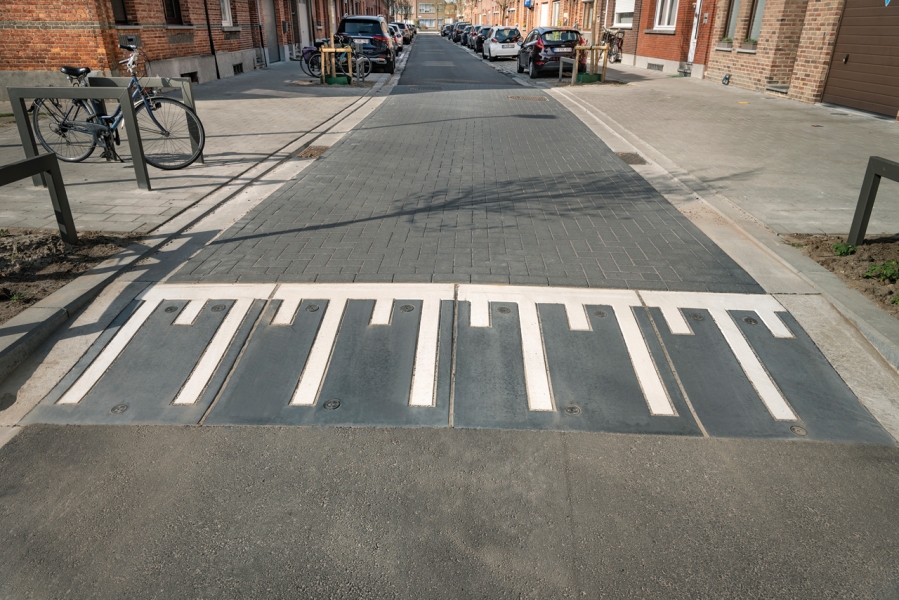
[133,97,205,170]
[308,54,322,77]
[32,98,97,162]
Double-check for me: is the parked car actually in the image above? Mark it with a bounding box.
[451,22,469,43]
[472,25,491,53]
[336,15,396,73]
[461,25,473,46]
[482,26,520,61]
[388,24,403,52]
[390,22,413,43]
[516,27,585,79]
[441,24,452,36]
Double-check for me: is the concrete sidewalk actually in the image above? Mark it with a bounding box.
[0,62,381,233]
[559,64,899,235]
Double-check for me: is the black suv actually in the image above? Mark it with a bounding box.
[336,16,396,73]
[516,27,585,79]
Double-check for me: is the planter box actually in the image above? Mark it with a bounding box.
[324,75,350,85]
[577,72,601,84]
[717,41,733,50]
[741,41,757,51]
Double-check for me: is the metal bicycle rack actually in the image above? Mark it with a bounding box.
[847,156,899,246]
[8,85,152,190]
[0,154,78,243]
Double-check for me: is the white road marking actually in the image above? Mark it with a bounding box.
[57,285,275,406]
[457,285,675,415]
[640,291,798,421]
[173,300,204,325]
[273,284,456,407]
[172,298,254,405]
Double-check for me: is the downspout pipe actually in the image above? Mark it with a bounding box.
[202,0,222,79]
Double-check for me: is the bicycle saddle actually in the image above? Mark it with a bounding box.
[60,66,91,77]
[119,44,137,51]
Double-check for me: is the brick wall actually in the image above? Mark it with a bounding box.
[703,0,838,102]
[787,0,843,103]
[635,0,694,63]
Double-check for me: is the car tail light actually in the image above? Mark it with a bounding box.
[536,37,544,49]
[491,37,498,43]
[579,36,586,46]
[372,34,388,42]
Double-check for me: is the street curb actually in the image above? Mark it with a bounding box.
[0,73,395,385]
[553,87,899,373]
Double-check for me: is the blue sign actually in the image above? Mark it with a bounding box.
[524,0,533,7]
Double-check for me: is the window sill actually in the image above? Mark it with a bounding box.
[222,25,242,32]
[715,45,732,51]
[735,48,756,54]
[644,28,675,34]
[612,24,633,28]
[114,24,143,29]
[165,24,196,30]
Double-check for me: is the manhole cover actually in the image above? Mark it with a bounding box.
[296,145,330,159]
[790,425,808,436]
[508,95,548,101]
[211,304,227,312]
[690,313,705,321]
[742,316,758,325]
[110,404,128,414]
[616,152,647,165]
[497,306,512,314]
[305,304,320,312]
[400,304,415,312]
[594,310,607,318]
[165,306,179,313]
[323,399,341,410]
[563,405,581,415]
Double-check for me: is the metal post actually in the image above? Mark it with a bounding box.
[0,154,78,243]
[8,94,45,187]
[847,156,899,246]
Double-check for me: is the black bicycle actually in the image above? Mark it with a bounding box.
[600,28,625,64]
[31,44,205,170]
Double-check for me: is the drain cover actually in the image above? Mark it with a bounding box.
[297,145,330,159]
[323,399,341,410]
[690,313,705,321]
[497,306,512,314]
[400,304,415,312]
[594,310,607,318]
[563,405,581,415]
[742,316,758,325]
[305,304,320,312]
[165,306,179,313]
[509,95,548,101]
[790,425,808,436]
[211,304,227,312]
[616,152,647,165]
[110,404,128,414]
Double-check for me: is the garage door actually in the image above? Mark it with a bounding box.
[822,0,899,118]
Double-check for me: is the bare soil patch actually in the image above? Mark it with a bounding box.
[784,233,899,319]
[0,228,141,325]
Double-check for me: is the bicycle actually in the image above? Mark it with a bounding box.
[31,44,206,170]
[600,28,625,64]
[301,35,372,81]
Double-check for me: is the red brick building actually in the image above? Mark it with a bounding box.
[0,0,385,100]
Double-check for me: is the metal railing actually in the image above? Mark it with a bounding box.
[0,154,77,243]
[7,85,151,190]
[847,156,899,246]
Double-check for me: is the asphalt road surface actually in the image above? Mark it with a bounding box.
[2,34,899,599]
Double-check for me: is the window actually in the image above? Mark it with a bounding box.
[747,0,766,40]
[420,18,436,26]
[163,0,184,24]
[418,3,435,12]
[541,29,578,41]
[613,0,634,26]
[551,1,560,26]
[220,0,233,25]
[654,0,677,29]
[724,0,740,38]
[111,0,130,24]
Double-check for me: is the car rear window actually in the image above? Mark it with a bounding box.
[541,30,579,42]
[494,28,519,41]
[341,20,381,35]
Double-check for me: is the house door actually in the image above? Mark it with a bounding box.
[296,0,312,46]
[262,0,282,63]
[539,2,549,26]
[551,1,560,25]
[822,0,899,117]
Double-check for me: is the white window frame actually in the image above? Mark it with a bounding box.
[612,0,635,28]
[654,0,677,29]
[418,2,435,12]
[220,0,233,26]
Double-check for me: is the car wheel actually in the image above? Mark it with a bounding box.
[516,55,524,73]
[386,56,395,74]
[488,49,496,62]
[529,58,538,79]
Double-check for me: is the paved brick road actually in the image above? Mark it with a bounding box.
[171,35,760,293]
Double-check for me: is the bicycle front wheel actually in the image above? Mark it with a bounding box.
[32,98,97,162]
[308,54,322,77]
[134,97,205,170]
